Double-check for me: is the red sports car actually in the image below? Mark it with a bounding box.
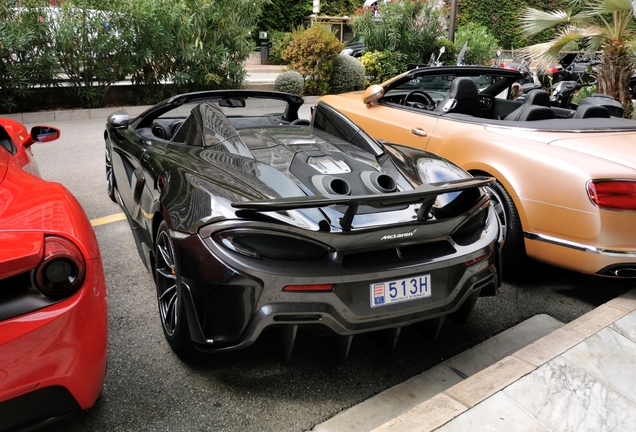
[0,118,107,431]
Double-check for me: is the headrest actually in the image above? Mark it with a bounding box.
[524,90,550,107]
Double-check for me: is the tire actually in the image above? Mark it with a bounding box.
[105,141,116,203]
[487,181,526,272]
[154,221,193,352]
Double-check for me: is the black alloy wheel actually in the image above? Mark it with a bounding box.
[487,181,526,272]
[154,221,193,352]
[105,141,116,202]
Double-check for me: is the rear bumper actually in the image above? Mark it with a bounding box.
[176,208,501,352]
[0,259,108,429]
[187,263,499,353]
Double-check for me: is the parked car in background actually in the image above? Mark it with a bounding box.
[105,90,502,362]
[340,35,366,58]
[318,65,636,279]
[0,119,108,431]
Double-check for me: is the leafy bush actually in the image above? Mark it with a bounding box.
[166,0,265,92]
[434,38,458,66]
[351,0,446,66]
[52,1,135,107]
[274,70,304,95]
[268,31,293,65]
[282,25,344,95]
[360,50,407,86]
[319,0,359,16]
[360,51,385,86]
[0,3,58,112]
[256,0,312,33]
[330,54,365,94]
[454,22,500,65]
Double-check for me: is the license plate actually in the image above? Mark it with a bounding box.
[370,274,432,308]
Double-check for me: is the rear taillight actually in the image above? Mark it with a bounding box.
[214,229,331,260]
[283,284,334,292]
[34,236,86,298]
[587,180,636,211]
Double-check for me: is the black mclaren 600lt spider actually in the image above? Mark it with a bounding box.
[104,90,502,361]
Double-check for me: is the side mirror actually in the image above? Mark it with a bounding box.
[107,110,129,129]
[31,126,60,143]
[363,85,384,105]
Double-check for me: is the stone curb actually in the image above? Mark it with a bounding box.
[372,289,636,432]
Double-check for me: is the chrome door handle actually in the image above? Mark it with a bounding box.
[410,128,427,137]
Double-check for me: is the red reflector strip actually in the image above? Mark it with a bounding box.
[283,284,334,292]
[464,252,491,267]
[587,181,636,210]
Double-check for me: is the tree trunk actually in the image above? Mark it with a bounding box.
[596,43,634,119]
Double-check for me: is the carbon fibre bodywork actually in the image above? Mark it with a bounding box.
[105,90,502,359]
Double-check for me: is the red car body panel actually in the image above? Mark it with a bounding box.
[0,118,107,429]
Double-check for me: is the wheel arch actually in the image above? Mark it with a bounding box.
[466,166,529,232]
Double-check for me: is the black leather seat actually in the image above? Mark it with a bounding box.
[505,89,554,121]
[515,106,556,121]
[435,77,481,116]
[572,104,611,119]
[523,89,551,107]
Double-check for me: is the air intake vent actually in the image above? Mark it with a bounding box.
[361,171,397,194]
[312,175,352,195]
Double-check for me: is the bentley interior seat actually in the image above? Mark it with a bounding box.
[572,104,611,119]
[515,105,556,121]
[435,77,481,117]
[523,89,551,107]
[505,89,553,121]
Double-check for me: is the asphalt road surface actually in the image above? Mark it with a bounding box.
[26,115,632,432]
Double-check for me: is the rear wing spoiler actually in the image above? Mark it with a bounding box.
[232,176,494,231]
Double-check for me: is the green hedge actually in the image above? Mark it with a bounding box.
[456,0,569,50]
[0,0,266,113]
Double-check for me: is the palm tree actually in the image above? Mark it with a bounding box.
[520,0,635,118]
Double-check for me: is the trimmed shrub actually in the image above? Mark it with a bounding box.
[282,25,344,95]
[330,55,366,94]
[454,22,500,65]
[269,31,293,65]
[360,50,407,86]
[275,70,305,96]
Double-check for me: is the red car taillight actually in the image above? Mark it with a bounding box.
[587,180,636,211]
[34,236,86,298]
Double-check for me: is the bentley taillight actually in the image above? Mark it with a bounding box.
[587,180,636,211]
[34,236,86,298]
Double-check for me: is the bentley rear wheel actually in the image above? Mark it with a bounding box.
[487,181,526,272]
[154,221,193,352]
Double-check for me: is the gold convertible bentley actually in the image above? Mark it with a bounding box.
[318,65,636,278]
